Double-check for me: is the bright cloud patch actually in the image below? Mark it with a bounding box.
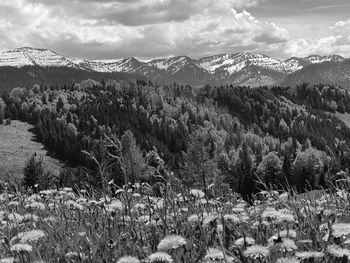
[0,0,289,59]
[0,0,348,59]
[285,20,350,57]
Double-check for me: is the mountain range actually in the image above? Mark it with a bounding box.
[0,47,349,88]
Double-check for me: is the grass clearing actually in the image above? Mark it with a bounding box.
[335,112,350,128]
[0,120,63,182]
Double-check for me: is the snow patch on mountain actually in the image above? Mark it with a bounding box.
[0,47,347,87]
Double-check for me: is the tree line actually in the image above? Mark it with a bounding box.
[2,80,350,199]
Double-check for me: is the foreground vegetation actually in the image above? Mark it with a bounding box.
[1,182,350,262]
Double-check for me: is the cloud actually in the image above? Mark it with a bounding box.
[0,0,290,59]
[29,0,264,26]
[285,20,350,57]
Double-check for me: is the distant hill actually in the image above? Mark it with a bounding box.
[0,66,138,94]
[282,60,350,87]
[0,47,349,88]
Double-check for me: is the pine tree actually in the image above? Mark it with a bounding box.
[257,152,283,189]
[23,153,45,191]
[183,128,220,197]
[238,142,255,199]
[121,130,145,184]
[57,96,65,112]
[0,98,5,124]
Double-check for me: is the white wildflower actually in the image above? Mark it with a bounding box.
[117,256,140,263]
[8,201,20,207]
[190,189,205,198]
[332,223,350,238]
[157,235,187,251]
[235,237,255,246]
[10,243,33,252]
[25,202,45,210]
[276,257,300,263]
[279,238,297,252]
[8,213,23,223]
[12,229,45,244]
[65,200,84,210]
[262,207,280,220]
[148,252,173,263]
[243,245,269,259]
[204,248,235,262]
[106,200,123,212]
[224,214,240,223]
[188,214,200,223]
[327,245,350,258]
[295,251,324,259]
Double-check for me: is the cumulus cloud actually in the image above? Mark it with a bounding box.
[285,20,350,57]
[0,0,290,59]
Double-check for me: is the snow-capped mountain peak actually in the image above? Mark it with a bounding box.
[198,52,299,75]
[0,47,77,68]
[149,56,203,75]
[0,47,347,87]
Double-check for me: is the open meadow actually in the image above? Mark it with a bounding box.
[0,120,63,183]
[1,185,350,262]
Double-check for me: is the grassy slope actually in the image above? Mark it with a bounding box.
[0,120,63,181]
[335,112,350,128]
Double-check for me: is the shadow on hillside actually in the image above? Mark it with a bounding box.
[27,126,71,170]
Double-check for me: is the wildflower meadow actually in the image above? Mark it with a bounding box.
[1,182,350,262]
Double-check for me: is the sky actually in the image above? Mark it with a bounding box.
[0,0,350,60]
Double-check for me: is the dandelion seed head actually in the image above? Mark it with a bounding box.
[279,229,297,238]
[65,251,87,259]
[157,235,187,251]
[12,229,45,244]
[327,245,350,258]
[148,251,173,263]
[243,245,269,259]
[40,190,57,195]
[295,251,324,259]
[23,213,39,222]
[203,213,218,226]
[188,214,200,223]
[10,243,33,252]
[204,247,235,262]
[277,211,295,223]
[235,237,255,246]
[262,207,280,220]
[76,198,88,203]
[25,201,45,210]
[106,200,123,212]
[65,200,84,210]
[190,189,205,198]
[332,223,350,238]
[0,257,15,263]
[8,201,20,207]
[224,214,240,223]
[279,238,297,252]
[279,192,289,200]
[8,213,23,223]
[276,257,300,263]
[117,256,140,263]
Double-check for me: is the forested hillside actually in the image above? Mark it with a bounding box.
[2,80,350,199]
[0,66,137,95]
